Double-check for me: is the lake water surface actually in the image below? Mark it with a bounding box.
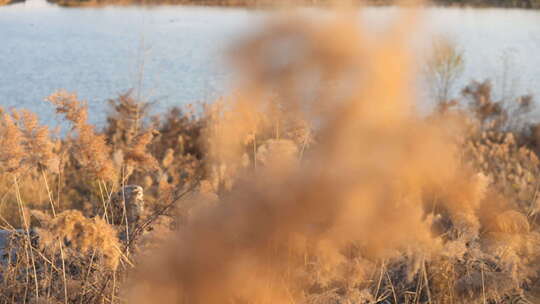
[1,2,540,125]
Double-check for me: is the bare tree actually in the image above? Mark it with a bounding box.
[425,37,465,106]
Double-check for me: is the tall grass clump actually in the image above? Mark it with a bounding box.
[0,90,205,303]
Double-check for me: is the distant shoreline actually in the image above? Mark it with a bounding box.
[4,0,536,8]
[0,0,24,5]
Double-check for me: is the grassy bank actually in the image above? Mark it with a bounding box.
[41,0,540,8]
[2,10,540,304]
[46,0,332,7]
[0,0,24,5]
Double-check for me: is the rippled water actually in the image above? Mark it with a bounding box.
[1,2,540,125]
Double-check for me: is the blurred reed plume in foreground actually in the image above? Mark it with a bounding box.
[127,10,540,304]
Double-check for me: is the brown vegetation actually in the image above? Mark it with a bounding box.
[41,0,540,9]
[0,0,24,5]
[45,0,333,8]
